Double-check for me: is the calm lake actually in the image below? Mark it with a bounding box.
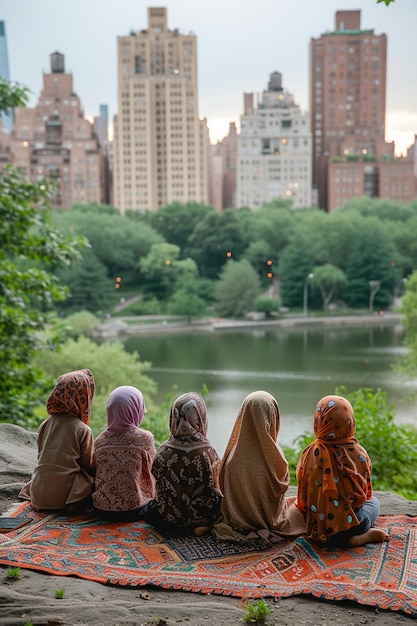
[123,322,416,455]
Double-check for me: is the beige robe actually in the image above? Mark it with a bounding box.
[19,414,95,510]
[214,391,306,546]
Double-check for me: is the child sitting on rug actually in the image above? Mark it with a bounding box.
[92,386,156,522]
[19,369,96,513]
[295,394,387,548]
[142,392,222,536]
[213,390,306,546]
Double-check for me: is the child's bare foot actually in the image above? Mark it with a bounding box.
[348,528,387,548]
[193,526,211,537]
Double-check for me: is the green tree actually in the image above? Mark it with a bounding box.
[215,259,260,318]
[53,203,164,286]
[139,243,198,300]
[243,240,276,285]
[56,248,113,314]
[344,218,399,309]
[185,210,247,279]
[277,238,315,308]
[144,201,213,253]
[255,296,279,318]
[0,79,85,425]
[312,264,347,312]
[168,283,207,323]
[0,165,84,425]
[34,336,157,434]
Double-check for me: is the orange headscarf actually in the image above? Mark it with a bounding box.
[296,395,372,542]
[46,369,95,425]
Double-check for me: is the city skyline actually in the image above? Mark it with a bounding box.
[1,0,416,155]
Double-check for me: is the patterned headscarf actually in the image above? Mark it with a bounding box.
[168,392,209,445]
[106,386,146,433]
[296,395,372,542]
[46,369,95,425]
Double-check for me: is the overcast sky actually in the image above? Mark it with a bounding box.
[1,0,416,152]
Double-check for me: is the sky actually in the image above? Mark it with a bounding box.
[1,0,416,154]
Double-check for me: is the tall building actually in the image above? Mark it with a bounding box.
[94,104,109,148]
[7,52,106,208]
[236,72,312,210]
[0,21,13,132]
[311,10,414,211]
[208,122,237,211]
[113,7,208,213]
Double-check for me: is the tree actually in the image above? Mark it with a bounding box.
[168,284,207,323]
[312,264,347,312]
[0,164,84,425]
[344,218,399,309]
[185,210,247,279]
[52,203,164,286]
[34,336,157,434]
[215,259,260,318]
[144,201,213,253]
[277,238,315,308]
[255,296,279,318]
[0,79,86,426]
[56,248,113,314]
[139,243,198,300]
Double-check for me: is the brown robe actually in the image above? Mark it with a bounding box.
[19,414,95,510]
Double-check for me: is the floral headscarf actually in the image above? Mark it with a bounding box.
[46,369,95,425]
[106,386,146,433]
[167,392,209,448]
[296,395,372,542]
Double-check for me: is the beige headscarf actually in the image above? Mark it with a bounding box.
[214,390,305,546]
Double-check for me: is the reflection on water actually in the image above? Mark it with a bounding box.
[123,323,416,456]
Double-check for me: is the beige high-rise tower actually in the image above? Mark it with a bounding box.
[113,7,208,213]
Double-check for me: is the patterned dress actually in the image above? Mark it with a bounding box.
[93,428,156,514]
[92,386,156,521]
[147,392,222,533]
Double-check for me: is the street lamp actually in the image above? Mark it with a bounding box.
[303,273,314,317]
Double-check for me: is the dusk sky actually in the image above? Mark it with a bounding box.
[1,0,416,153]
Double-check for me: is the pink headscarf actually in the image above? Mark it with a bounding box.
[106,386,146,433]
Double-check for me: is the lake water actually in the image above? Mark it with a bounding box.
[123,322,417,456]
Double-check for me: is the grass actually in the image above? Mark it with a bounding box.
[243,599,271,624]
[6,566,21,580]
[54,588,65,599]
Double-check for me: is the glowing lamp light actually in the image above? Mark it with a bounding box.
[22,141,28,147]
[165,259,171,265]
[266,260,273,266]
[226,251,232,258]
[115,277,122,283]
[267,272,273,279]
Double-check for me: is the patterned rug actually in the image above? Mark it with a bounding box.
[1,503,417,616]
